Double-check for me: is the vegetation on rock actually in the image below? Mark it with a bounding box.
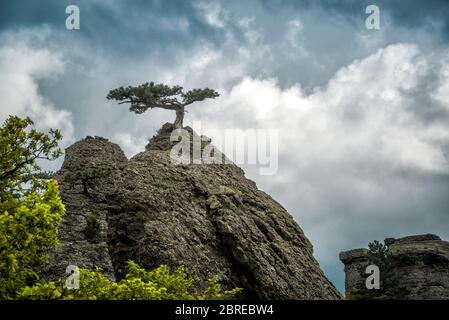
[107,82,219,128]
[19,261,242,300]
[0,116,64,299]
[346,240,399,300]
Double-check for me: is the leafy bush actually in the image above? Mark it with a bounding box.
[367,240,391,271]
[0,116,64,299]
[19,261,243,300]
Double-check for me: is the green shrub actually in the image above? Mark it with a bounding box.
[19,261,243,300]
[0,116,64,299]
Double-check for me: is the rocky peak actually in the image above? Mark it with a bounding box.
[45,126,341,299]
[63,136,127,169]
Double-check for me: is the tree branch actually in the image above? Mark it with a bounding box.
[0,158,32,182]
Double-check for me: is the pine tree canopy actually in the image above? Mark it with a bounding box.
[107,82,220,128]
[107,82,219,114]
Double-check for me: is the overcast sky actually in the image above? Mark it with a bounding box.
[1,0,449,293]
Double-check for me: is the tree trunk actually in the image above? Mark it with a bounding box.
[174,106,185,129]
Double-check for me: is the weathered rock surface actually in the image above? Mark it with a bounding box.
[340,234,449,299]
[339,248,369,295]
[45,124,341,299]
[40,136,128,281]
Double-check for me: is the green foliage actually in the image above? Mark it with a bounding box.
[198,278,243,300]
[19,261,243,300]
[367,240,391,271]
[107,82,219,114]
[347,240,396,300]
[182,88,220,106]
[20,171,56,183]
[0,116,61,196]
[0,116,64,299]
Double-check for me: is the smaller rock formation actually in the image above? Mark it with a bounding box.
[340,234,449,299]
[40,136,128,281]
[339,248,369,295]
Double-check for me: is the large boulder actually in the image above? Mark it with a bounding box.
[45,124,341,299]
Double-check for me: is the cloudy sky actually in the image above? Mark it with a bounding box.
[2,0,449,293]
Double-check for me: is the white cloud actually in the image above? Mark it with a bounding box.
[195,1,228,29]
[432,55,449,108]
[200,43,447,173]
[238,17,262,45]
[185,43,449,266]
[283,18,307,58]
[0,32,74,144]
[113,132,147,158]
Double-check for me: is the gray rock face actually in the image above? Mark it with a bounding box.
[46,125,341,299]
[339,249,369,295]
[41,136,128,281]
[340,234,449,299]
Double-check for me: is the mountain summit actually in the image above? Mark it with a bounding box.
[43,124,341,299]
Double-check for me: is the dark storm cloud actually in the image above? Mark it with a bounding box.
[0,0,225,56]
[2,0,447,88]
[262,0,449,41]
[3,0,449,46]
[0,0,66,29]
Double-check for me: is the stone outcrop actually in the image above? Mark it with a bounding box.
[44,124,341,300]
[340,234,449,299]
[339,248,369,295]
[40,136,128,281]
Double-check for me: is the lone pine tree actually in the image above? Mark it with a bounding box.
[107,82,219,128]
